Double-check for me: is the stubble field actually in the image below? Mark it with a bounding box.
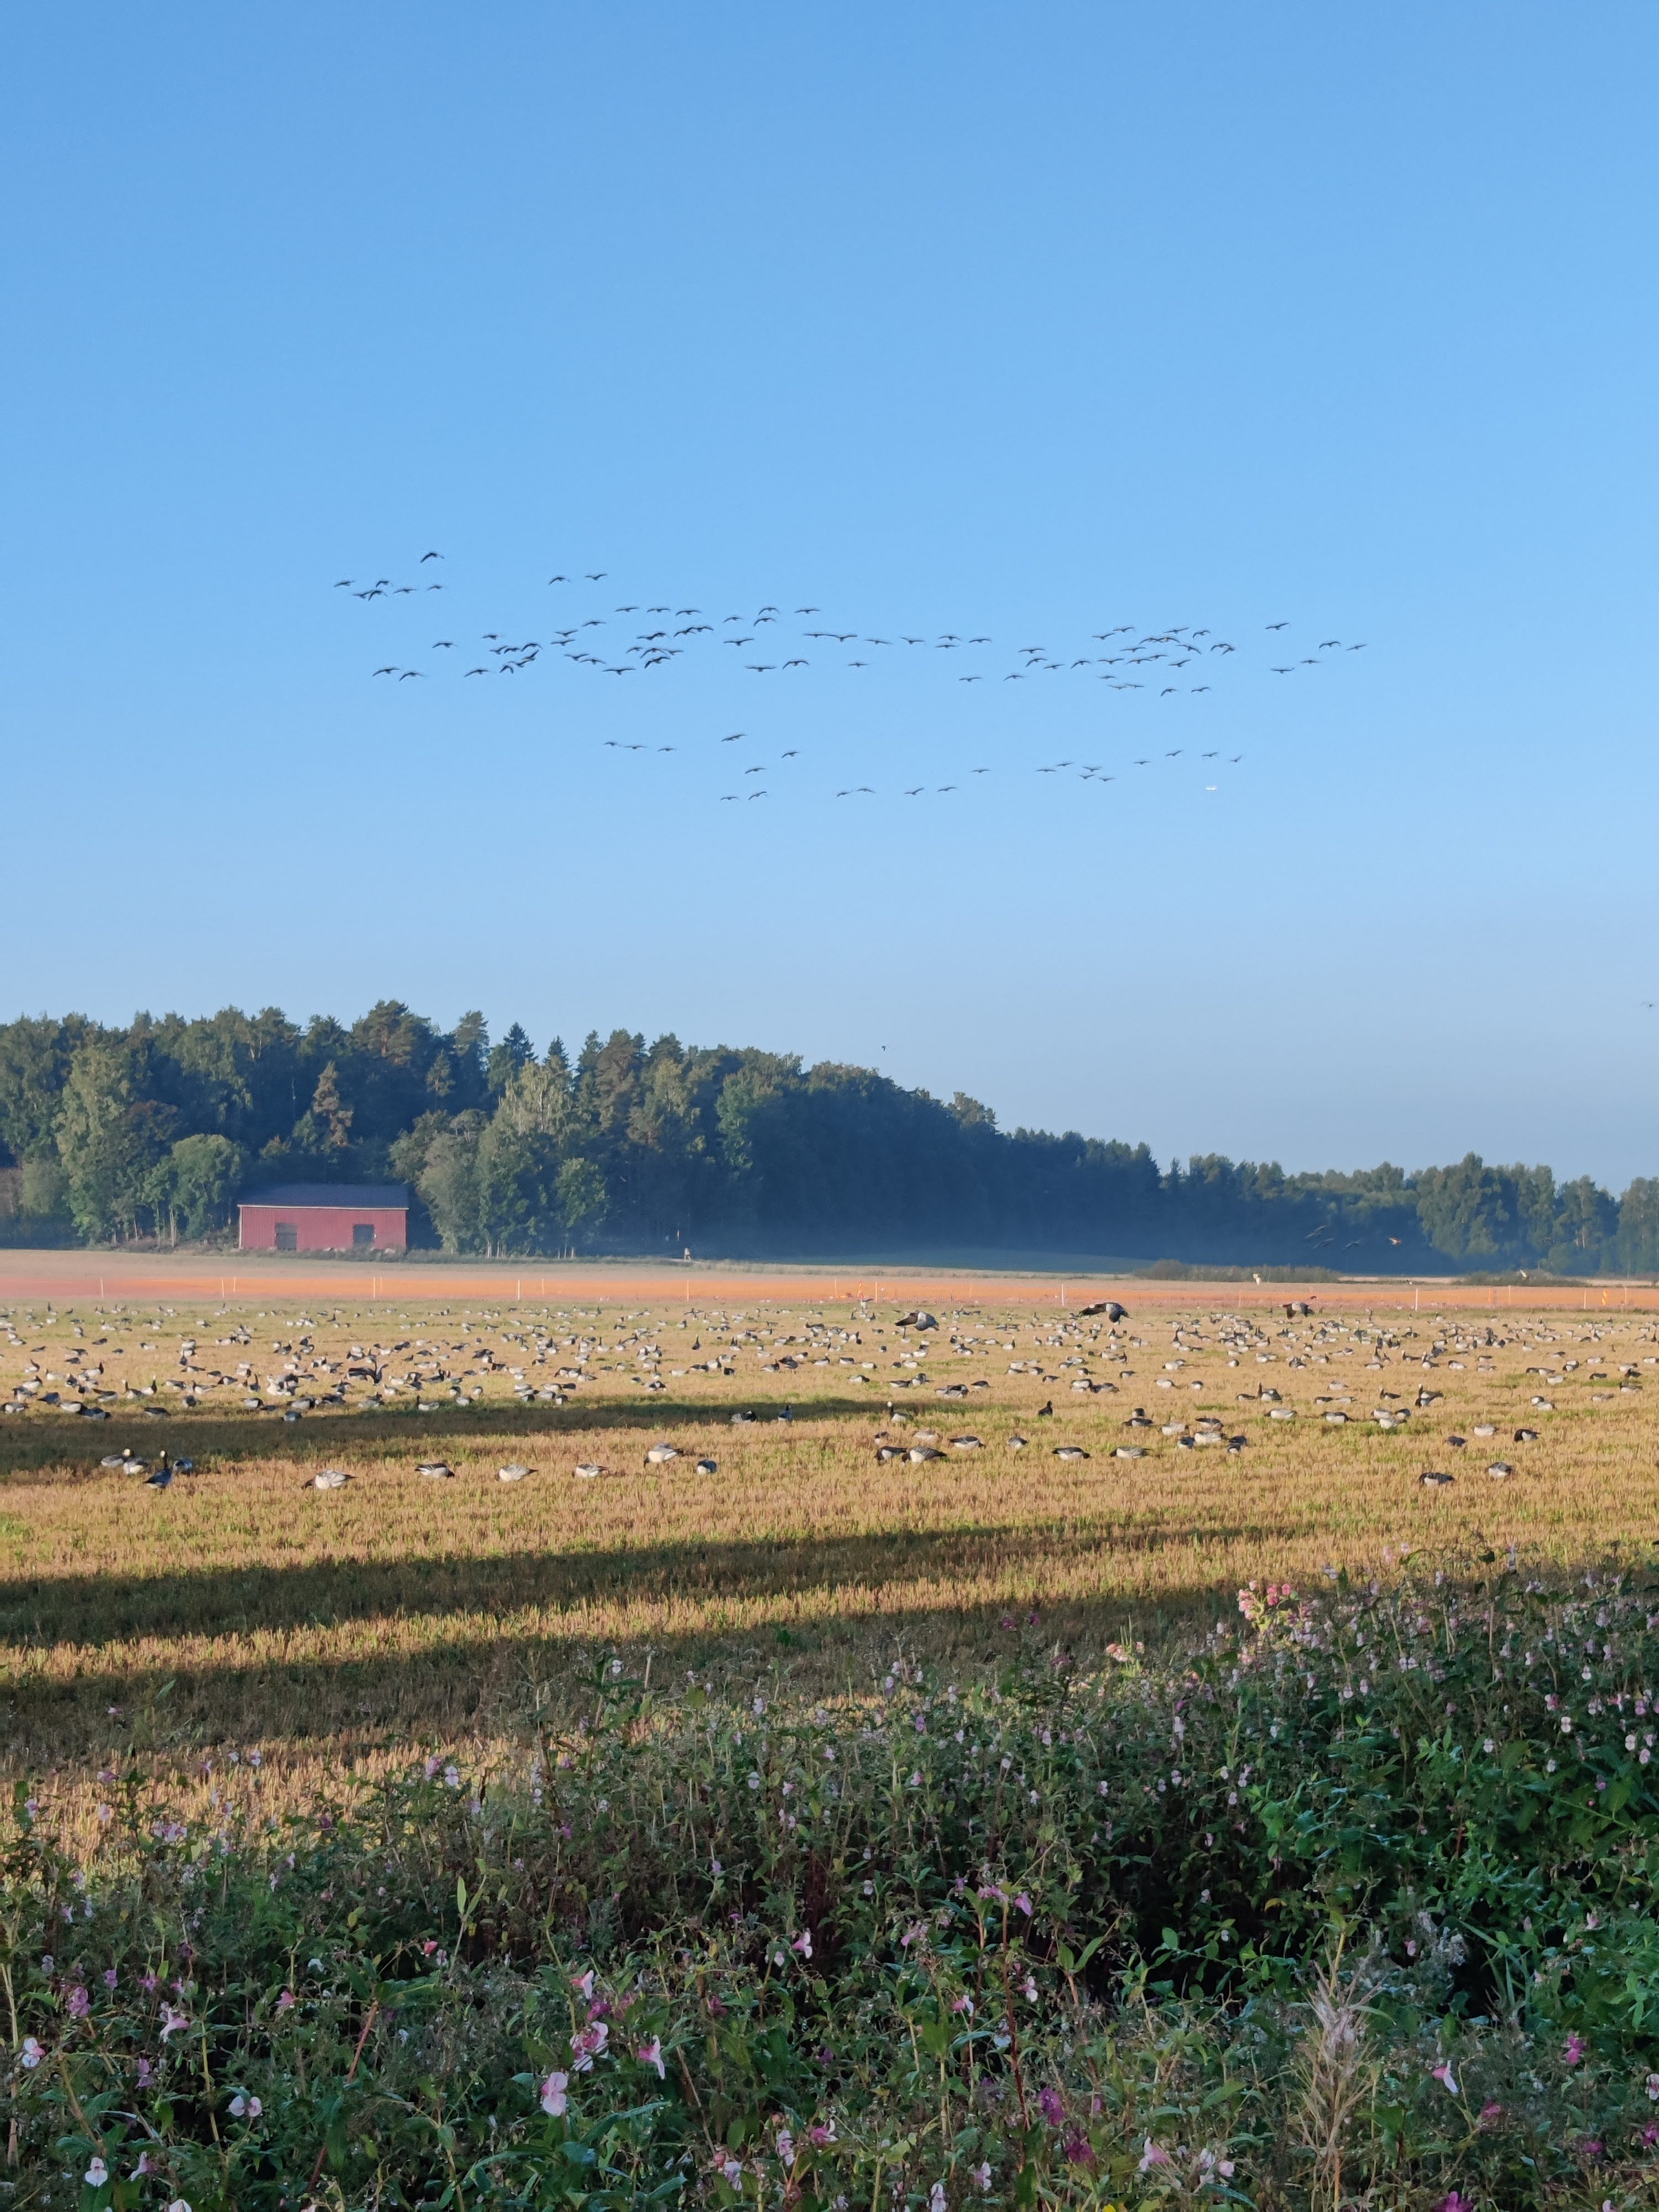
[2,1286,1654,1838]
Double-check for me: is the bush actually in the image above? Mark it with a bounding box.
[9,1562,1659,2205]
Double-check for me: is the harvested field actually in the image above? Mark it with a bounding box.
[2,1285,1655,1838]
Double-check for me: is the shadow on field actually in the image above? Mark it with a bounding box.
[0,1394,896,1483]
[0,1577,1218,1770]
[0,1510,1243,1652]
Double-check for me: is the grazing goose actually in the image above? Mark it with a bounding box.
[1514,1426,1538,1442]
[645,1443,678,1464]
[1077,1300,1128,1321]
[695,1458,718,1475]
[497,1463,531,1482]
[909,1445,944,1462]
[1053,1445,1090,1460]
[1419,1470,1454,1488]
[1006,1433,1029,1451]
[417,1460,455,1480]
[575,1461,605,1480]
[948,1434,983,1450]
[1114,1445,1145,1459]
[1487,1461,1512,1479]
[312,1467,350,1490]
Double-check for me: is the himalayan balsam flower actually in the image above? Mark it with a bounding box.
[929,2185,946,2212]
[1039,2087,1065,2126]
[571,2020,608,2071]
[1565,2033,1587,2067]
[160,2006,190,2040]
[275,1989,295,2012]
[1646,2073,1659,2101]
[66,1985,90,2018]
[19,2037,43,2069]
[228,2091,262,2119]
[808,2122,837,2148]
[1431,2061,1459,2095]
[973,2163,993,2192]
[1139,2138,1172,2173]
[792,1931,813,1959]
[637,2037,665,2078]
[84,2160,109,2188]
[167,2201,192,2212]
[540,2070,568,2116]
[1437,2195,1473,2212]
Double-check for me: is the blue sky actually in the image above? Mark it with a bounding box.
[6,4,1656,1184]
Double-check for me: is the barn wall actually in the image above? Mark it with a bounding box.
[238,1207,408,1252]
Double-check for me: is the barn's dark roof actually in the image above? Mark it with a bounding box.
[238,1184,409,1210]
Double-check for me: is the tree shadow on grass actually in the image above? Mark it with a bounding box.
[0,1512,1246,1650]
[0,1574,1230,1772]
[0,1394,906,1483]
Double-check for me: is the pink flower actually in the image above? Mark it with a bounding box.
[1565,2033,1587,2068]
[1039,2086,1064,2126]
[66,1985,90,2018]
[84,2158,109,2188]
[1431,2060,1459,2095]
[808,2122,837,2147]
[1479,2101,1503,2127]
[571,2020,608,2072]
[540,2070,568,2116]
[160,2006,190,2041]
[1436,2194,1473,2212]
[792,1931,813,1959]
[135,2058,153,2088]
[951,1994,974,2016]
[19,2037,43,2069]
[1139,2138,1171,2172]
[570,1969,595,2000]
[637,2036,665,2079]
[103,1970,118,1990]
[1014,1892,1033,1917]
[275,1988,295,2013]
[140,1973,158,1995]
[1063,2132,1095,2166]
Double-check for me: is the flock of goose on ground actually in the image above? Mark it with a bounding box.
[6,1292,1649,1503]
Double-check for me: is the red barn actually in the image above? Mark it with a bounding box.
[237,1183,410,1253]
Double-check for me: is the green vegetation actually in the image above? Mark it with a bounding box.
[0,1004,1651,1270]
[11,1566,1659,2207]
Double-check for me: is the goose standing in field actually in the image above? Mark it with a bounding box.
[312,1467,350,1490]
[497,1463,531,1482]
[418,1460,455,1480]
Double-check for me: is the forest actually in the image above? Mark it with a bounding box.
[0,1001,1651,1272]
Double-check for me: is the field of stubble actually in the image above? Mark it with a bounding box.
[2,1288,1654,1833]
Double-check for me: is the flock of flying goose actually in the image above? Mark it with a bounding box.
[331,552,1370,806]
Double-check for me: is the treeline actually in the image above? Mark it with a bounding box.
[0,1001,1653,1272]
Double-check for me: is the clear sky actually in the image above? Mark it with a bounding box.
[6,4,1656,1185]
